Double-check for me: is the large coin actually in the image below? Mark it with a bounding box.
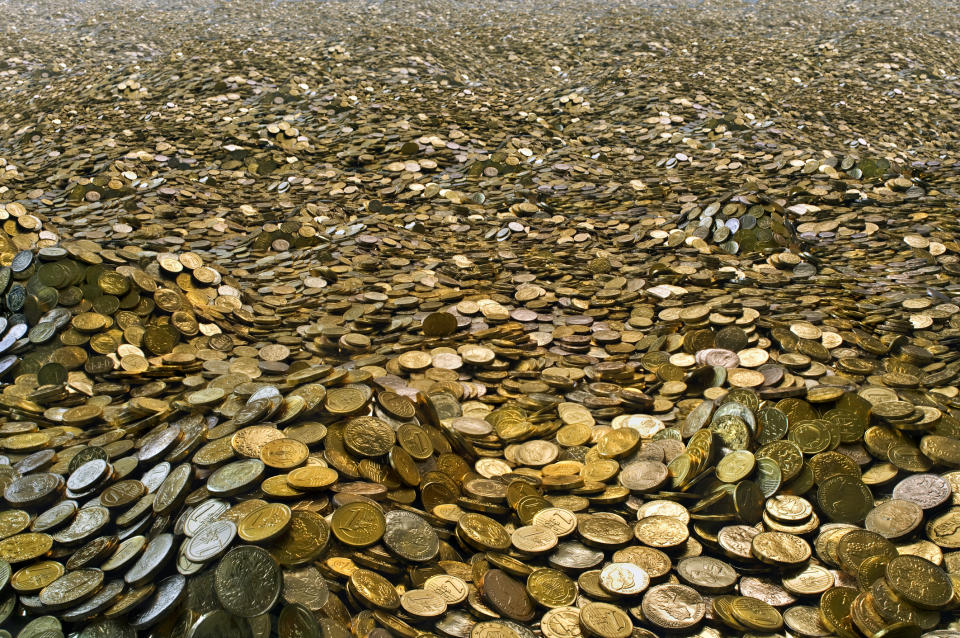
[214,546,282,617]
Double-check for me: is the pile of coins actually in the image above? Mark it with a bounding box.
[3,0,960,637]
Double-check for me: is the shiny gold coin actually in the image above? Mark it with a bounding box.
[579,602,633,638]
[331,502,385,547]
[526,568,578,608]
[239,503,293,543]
[0,533,53,563]
[286,466,338,491]
[259,438,310,469]
[0,510,31,540]
[730,596,783,632]
[10,560,64,592]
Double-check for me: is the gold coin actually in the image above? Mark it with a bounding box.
[819,587,859,638]
[598,562,650,596]
[579,601,633,638]
[269,510,330,566]
[286,466,338,491]
[751,531,811,566]
[343,416,396,457]
[237,503,292,543]
[331,502,385,547]
[400,589,447,618]
[325,387,368,415]
[349,568,400,611]
[259,438,309,469]
[526,568,578,608]
[458,513,511,551]
[0,510,31,539]
[542,607,584,638]
[885,555,954,610]
[633,516,688,549]
[261,475,305,500]
[730,596,783,632]
[232,426,286,458]
[715,450,755,483]
[11,560,64,592]
[0,533,53,563]
[424,574,469,605]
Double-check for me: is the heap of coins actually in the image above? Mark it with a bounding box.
[3,0,960,637]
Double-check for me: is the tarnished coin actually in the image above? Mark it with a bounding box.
[383,510,439,561]
[269,510,329,566]
[215,546,282,617]
[187,609,254,638]
[281,565,329,611]
[481,569,535,622]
